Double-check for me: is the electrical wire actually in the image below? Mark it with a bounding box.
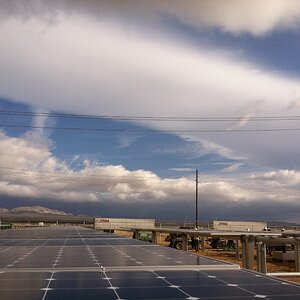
[0,167,191,183]
[0,166,255,185]
[0,169,289,190]
[1,124,300,133]
[1,109,300,122]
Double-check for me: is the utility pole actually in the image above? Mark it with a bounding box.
[195,169,199,229]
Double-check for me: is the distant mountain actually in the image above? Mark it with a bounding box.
[0,206,71,216]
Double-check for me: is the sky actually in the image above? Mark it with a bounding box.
[0,0,300,222]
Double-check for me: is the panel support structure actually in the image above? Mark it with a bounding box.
[241,236,247,268]
[182,234,188,252]
[247,237,255,270]
[235,239,240,259]
[295,245,300,272]
[257,242,267,274]
[201,236,205,252]
[133,229,139,239]
[151,231,157,244]
[241,235,254,270]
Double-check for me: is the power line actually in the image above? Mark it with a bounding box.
[0,171,157,183]
[0,170,251,186]
[2,166,289,189]
[0,171,162,183]
[0,166,168,182]
[0,166,244,185]
[0,167,192,183]
[1,124,300,133]
[1,109,300,122]
[1,170,290,191]
[0,172,195,185]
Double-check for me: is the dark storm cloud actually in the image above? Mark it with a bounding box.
[1,194,300,223]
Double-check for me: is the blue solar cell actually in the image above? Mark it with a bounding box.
[44,289,116,300]
[181,285,254,298]
[54,272,104,279]
[0,279,47,289]
[50,278,110,288]
[0,290,45,300]
[116,286,188,299]
[110,277,170,288]
[204,269,254,277]
[107,271,157,279]
[268,295,300,300]
[164,276,227,286]
[218,275,277,284]
[0,272,50,280]
[239,283,300,296]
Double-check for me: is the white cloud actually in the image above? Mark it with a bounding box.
[2,0,300,36]
[1,4,300,170]
[0,130,197,202]
[117,133,143,148]
[286,98,300,110]
[0,131,59,172]
[194,138,246,161]
[0,131,299,211]
[227,100,264,130]
[223,163,244,173]
[169,168,195,172]
[1,2,300,220]
[31,109,57,137]
[251,170,300,186]
[159,0,300,36]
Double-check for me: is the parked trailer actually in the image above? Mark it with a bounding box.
[211,220,267,232]
[94,218,155,232]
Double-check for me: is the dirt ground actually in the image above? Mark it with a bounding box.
[115,231,300,284]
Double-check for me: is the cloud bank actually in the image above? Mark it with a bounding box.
[159,0,300,36]
[1,130,300,221]
[2,0,300,35]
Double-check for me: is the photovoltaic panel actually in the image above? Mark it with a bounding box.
[1,226,300,299]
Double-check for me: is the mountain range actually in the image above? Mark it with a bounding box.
[0,206,71,216]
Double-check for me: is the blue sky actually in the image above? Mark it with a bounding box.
[169,19,300,76]
[0,0,300,222]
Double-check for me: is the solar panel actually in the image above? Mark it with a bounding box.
[1,226,300,299]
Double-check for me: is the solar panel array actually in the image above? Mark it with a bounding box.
[1,226,300,299]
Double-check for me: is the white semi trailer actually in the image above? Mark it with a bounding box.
[211,220,267,231]
[94,217,155,231]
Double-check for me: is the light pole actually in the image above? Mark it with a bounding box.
[195,169,199,229]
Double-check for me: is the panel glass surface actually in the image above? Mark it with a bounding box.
[1,227,300,299]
